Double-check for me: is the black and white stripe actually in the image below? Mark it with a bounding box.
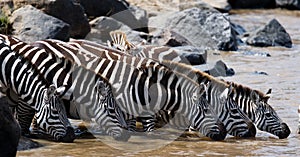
[32,39,227,141]
[0,36,74,142]
[0,35,130,141]
[67,39,256,138]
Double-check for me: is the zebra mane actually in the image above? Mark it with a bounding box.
[224,81,271,102]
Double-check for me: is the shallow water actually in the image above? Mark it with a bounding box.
[17,9,300,156]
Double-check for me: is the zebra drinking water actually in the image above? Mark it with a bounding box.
[31,39,228,141]
[0,37,74,142]
[66,38,256,138]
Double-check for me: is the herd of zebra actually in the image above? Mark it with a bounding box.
[0,31,291,143]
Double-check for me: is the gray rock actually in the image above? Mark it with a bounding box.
[246,19,292,48]
[194,60,235,77]
[86,16,144,44]
[10,5,70,43]
[151,29,193,47]
[13,0,90,38]
[276,0,300,9]
[228,0,276,8]
[77,0,148,33]
[149,6,238,51]
[171,46,207,65]
[0,97,20,157]
[180,0,231,12]
[17,136,43,151]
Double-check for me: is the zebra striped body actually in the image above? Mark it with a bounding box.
[67,39,256,137]
[110,33,290,139]
[0,36,74,142]
[32,39,227,141]
[0,35,130,141]
[134,49,289,138]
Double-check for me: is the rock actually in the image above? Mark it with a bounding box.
[10,5,70,43]
[171,46,207,65]
[180,0,231,12]
[0,0,13,16]
[246,19,292,48]
[276,0,300,9]
[132,45,206,66]
[13,0,90,38]
[194,60,235,77]
[151,29,193,47]
[149,6,238,51]
[86,16,144,44]
[77,0,148,33]
[228,0,276,8]
[0,97,20,157]
[17,136,43,151]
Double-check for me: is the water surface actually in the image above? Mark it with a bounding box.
[17,9,300,157]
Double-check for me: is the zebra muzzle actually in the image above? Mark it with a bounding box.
[57,127,75,143]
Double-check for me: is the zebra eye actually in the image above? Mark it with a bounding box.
[265,112,272,117]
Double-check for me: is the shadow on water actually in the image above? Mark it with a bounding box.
[17,9,300,156]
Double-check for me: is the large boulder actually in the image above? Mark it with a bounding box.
[10,5,70,43]
[86,16,144,44]
[276,0,300,9]
[228,0,276,8]
[0,97,20,157]
[149,6,238,51]
[13,0,90,38]
[180,0,231,12]
[77,0,148,33]
[246,19,292,48]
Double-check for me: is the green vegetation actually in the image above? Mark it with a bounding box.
[0,14,12,34]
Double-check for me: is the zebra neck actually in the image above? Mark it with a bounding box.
[0,40,48,111]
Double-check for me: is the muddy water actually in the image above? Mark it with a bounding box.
[17,10,300,156]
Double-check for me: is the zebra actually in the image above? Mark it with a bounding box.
[0,37,75,142]
[0,34,132,141]
[109,32,291,139]
[66,39,256,138]
[31,39,228,141]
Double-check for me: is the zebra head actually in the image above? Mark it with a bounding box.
[94,79,130,141]
[33,85,75,142]
[191,82,227,141]
[250,89,290,139]
[220,84,256,137]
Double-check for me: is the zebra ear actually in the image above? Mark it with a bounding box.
[199,82,210,97]
[96,80,109,97]
[47,84,57,96]
[250,90,260,104]
[265,88,272,98]
[220,87,229,100]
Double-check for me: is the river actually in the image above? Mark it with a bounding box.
[17,9,300,156]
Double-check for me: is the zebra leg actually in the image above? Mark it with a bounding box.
[15,106,35,137]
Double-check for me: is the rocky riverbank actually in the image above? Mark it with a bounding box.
[0,0,298,154]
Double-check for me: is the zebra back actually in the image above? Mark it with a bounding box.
[33,39,227,141]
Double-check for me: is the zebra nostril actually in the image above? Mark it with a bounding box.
[247,122,257,137]
[58,127,75,143]
[277,123,290,139]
